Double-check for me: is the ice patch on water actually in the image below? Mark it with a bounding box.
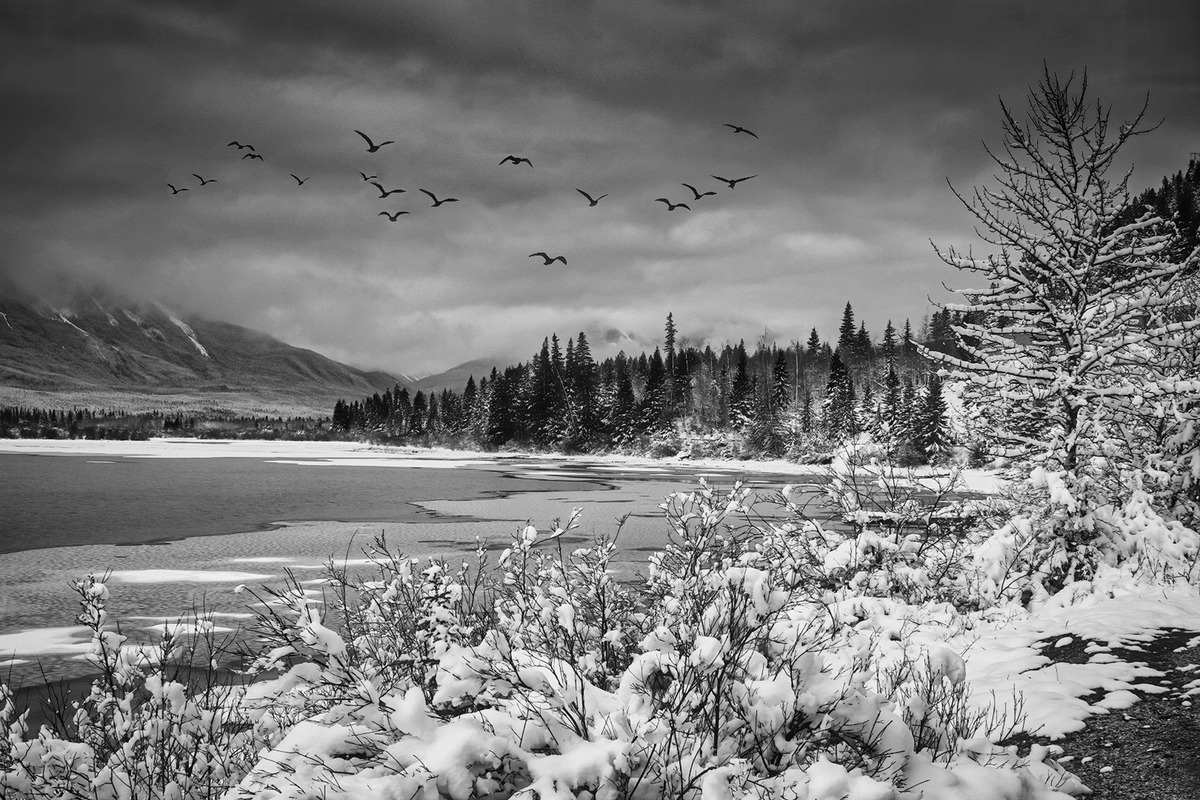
[108,569,273,584]
[227,556,297,564]
[0,626,92,657]
[266,457,487,469]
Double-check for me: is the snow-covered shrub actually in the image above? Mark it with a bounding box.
[817,440,983,606]
[488,510,645,693]
[1,575,256,800]
[971,465,1200,604]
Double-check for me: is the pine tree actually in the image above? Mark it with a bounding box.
[806,327,822,356]
[663,312,678,414]
[823,349,858,440]
[837,302,857,361]
[611,357,637,445]
[881,320,897,365]
[770,350,790,415]
[568,331,599,445]
[799,388,813,433]
[640,348,668,434]
[882,361,902,441]
[916,371,949,458]
[728,348,753,426]
[855,322,871,364]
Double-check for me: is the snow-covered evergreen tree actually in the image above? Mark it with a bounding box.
[823,349,858,440]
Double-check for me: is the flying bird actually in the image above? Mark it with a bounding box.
[420,189,459,207]
[226,141,255,151]
[167,183,188,194]
[192,174,217,185]
[379,211,410,221]
[242,152,264,161]
[355,130,395,153]
[500,155,533,167]
[655,198,690,211]
[359,171,378,182]
[290,174,309,186]
[711,174,756,189]
[529,252,567,265]
[575,188,608,206]
[370,181,405,198]
[681,182,716,200]
[723,123,758,138]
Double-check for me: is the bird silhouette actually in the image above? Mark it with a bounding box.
[226,141,255,151]
[420,189,459,207]
[359,171,378,182]
[192,174,217,185]
[529,252,567,265]
[355,130,395,153]
[681,182,716,200]
[379,211,410,221]
[575,188,608,206]
[723,123,758,138]
[242,152,264,161]
[370,181,405,198]
[167,183,188,194]
[500,155,533,167]
[290,174,310,186]
[655,198,690,211]
[711,174,756,189]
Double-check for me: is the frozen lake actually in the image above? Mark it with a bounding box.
[0,440,827,688]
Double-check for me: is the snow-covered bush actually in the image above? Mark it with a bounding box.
[0,575,255,800]
[816,440,985,606]
[223,480,1087,799]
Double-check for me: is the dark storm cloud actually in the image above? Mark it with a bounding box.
[2,1,1198,375]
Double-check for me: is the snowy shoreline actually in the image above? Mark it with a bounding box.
[0,436,1009,493]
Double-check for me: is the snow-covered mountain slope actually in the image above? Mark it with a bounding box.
[0,290,410,415]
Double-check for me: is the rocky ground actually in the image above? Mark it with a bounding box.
[1004,629,1200,799]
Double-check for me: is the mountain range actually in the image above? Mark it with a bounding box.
[0,289,413,417]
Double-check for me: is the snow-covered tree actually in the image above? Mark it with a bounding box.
[823,349,858,440]
[924,67,1200,503]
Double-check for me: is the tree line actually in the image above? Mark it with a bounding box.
[1,407,332,441]
[333,306,957,463]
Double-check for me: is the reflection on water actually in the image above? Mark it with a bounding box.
[0,447,827,688]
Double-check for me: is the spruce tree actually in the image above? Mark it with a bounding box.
[855,322,871,364]
[837,302,857,361]
[806,327,822,356]
[569,331,598,444]
[881,320,897,365]
[916,371,949,458]
[611,357,637,445]
[640,348,667,435]
[882,361,902,442]
[770,350,790,415]
[663,312,678,414]
[728,348,753,426]
[823,349,858,440]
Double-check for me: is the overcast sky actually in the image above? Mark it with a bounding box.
[2,1,1199,377]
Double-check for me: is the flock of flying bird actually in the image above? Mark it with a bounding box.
[167,122,760,266]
